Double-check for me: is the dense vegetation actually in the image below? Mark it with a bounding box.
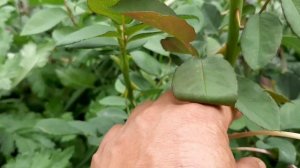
[1,0,300,167]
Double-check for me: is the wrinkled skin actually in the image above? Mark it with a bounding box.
[91,92,266,168]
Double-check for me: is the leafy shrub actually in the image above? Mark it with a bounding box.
[1,0,300,167]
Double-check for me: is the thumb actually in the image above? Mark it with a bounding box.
[236,157,266,168]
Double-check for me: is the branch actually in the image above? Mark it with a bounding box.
[259,0,271,14]
[225,0,244,65]
[64,0,78,27]
[232,147,276,158]
[229,130,300,140]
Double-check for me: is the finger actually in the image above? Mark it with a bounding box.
[236,157,266,168]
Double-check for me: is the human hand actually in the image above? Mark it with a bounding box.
[91,91,266,168]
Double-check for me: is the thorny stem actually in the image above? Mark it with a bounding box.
[259,0,272,14]
[229,130,300,140]
[225,0,244,65]
[118,16,135,111]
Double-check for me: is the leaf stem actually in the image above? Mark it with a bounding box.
[64,0,78,27]
[259,0,271,14]
[229,130,300,140]
[118,17,135,110]
[225,0,244,66]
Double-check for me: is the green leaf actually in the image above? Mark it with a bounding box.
[97,107,127,121]
[56,67,96,89]
[111,0,176,15]
[65,37,118,49]
[126,23,149,36]
[241,13,283,70]
[0,28,13,57]
[13,135,52,155]
[3,148,74,168]
[175,4,202,33]
[0,129,14,156]
[10,42,54,88]
[0,0,8,6]
[144,35,170,56]
[172,56,238,106]
[57,24,113,46]
[29,0,64,6]
[21,8,67,36]
[282,35,300,54]
[130,50,162,76]
[205,37,222,56]
[87,0,124,23]
[257,138,297,167]
[281,0,300,37]
[275,72,300,100]
[201,3,222,34]
[280,99,300,130]
[130,72,153,91]
[89,108,127,134]
[99,96,127,107]
[229,116,246,130]
[36,118,81,136]
[128,31,162,42]
[235,77,280,130]
[68,121,97,136]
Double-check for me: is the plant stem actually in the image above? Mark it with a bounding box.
[64,0,78,27]
[229,130,300,140]
[259,0,271,14]
[225,0,244,66]
[118,17,134,109]
[232,147,276,158]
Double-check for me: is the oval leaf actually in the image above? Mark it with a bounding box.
[130,50,162,76]
[280,99,300,130]
[282,35,300,54]
[281,0,300,37]
[21,8,67,36]
[257,138,297,166]
[57,24,113,46]
[56,67,96,89]
[241,13,283,70]
[235,77,280,130]
[87,0,123,23]
[172,56,238,106]
[36,119,81,136]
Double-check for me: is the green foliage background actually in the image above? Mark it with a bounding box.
[0,0,300,167]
